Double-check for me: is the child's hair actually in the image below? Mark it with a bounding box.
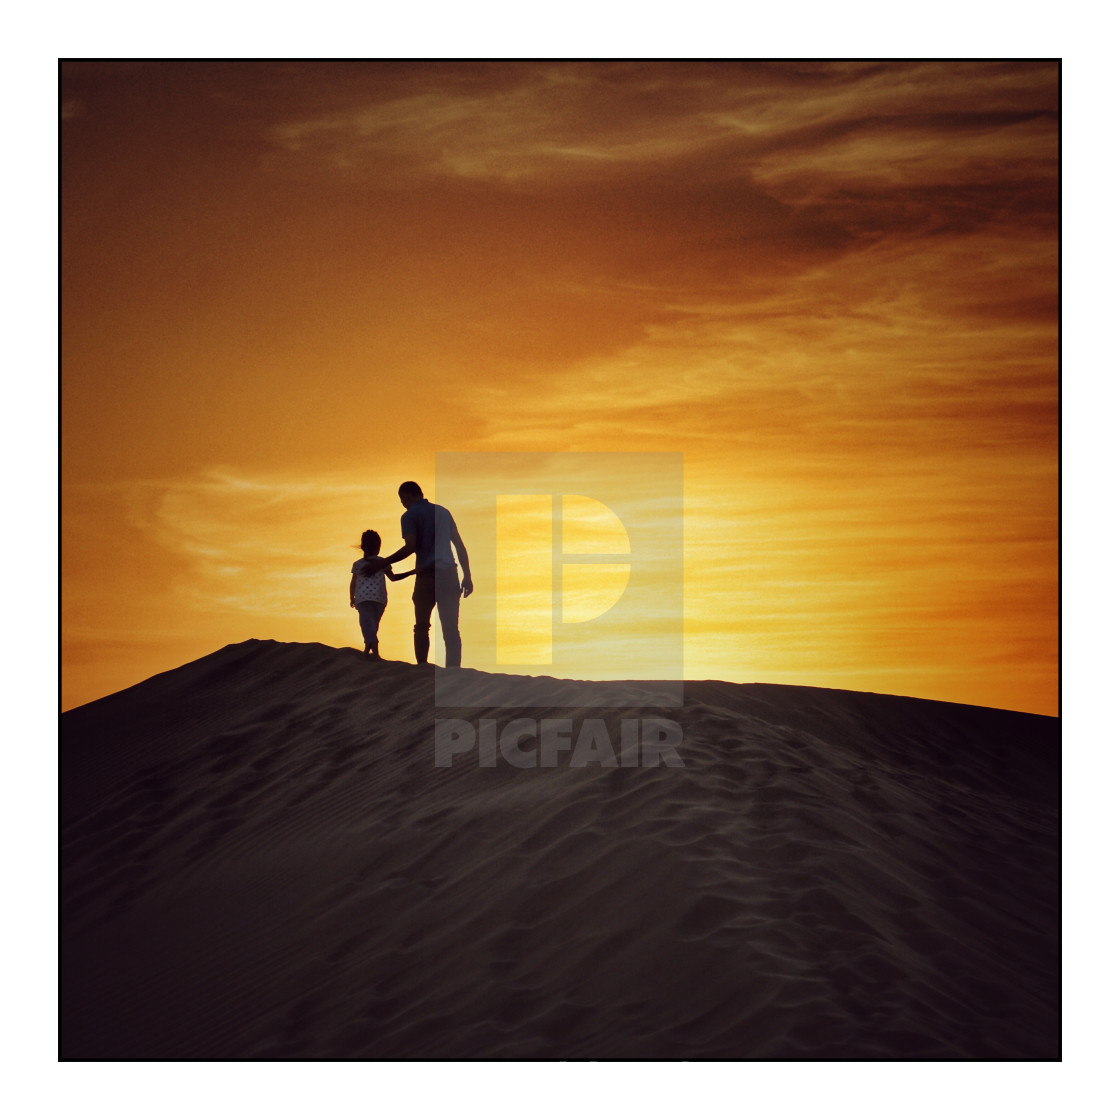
[360,529,381,555]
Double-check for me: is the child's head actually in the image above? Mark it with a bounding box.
[360,529,381,555]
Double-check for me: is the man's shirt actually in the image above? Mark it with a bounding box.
[401,498,458,571]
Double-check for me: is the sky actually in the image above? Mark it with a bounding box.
[60,60,1059,715]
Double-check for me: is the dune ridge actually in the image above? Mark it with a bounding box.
[60,639,1059,1060]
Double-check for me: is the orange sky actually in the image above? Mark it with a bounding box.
[61,60,1059,715]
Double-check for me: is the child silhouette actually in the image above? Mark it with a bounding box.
[349,530,415,659]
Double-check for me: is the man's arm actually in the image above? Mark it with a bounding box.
[383,534,416,566]
[366,535,416,571]
[451,525,473,598]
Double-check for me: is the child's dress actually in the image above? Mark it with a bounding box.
[352,558,389,656]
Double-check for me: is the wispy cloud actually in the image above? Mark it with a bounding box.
[265,62,1057,209]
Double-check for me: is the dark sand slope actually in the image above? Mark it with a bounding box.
[60,640,1059,1060]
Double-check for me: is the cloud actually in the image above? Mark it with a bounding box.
[254,61,1059,379]
[266,63,732,185]
[450,214,1058,462]
[263,61,1057,203]
[134,470,371,612]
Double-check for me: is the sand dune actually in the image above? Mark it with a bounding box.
[60,640,1059,1060]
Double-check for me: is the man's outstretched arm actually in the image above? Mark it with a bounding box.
[368,535,416,570]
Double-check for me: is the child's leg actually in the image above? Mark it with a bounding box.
[358,601,381,655]
[368,600,387,659]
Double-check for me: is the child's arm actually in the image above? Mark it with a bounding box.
[349,574,356,607]
[387,566,417,581]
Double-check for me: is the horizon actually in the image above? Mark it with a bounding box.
[61,61,1058,716]
[63,636,1058,720]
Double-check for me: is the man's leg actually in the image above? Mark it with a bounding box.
[412,571,437,664]
[435,569,463,668]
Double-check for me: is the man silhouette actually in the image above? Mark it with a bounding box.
[369,481,473,667]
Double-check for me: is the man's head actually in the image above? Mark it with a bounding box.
[398,481,424,509]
